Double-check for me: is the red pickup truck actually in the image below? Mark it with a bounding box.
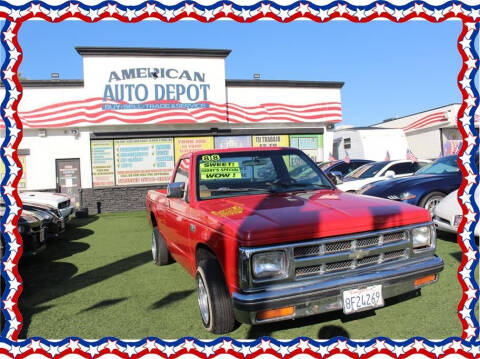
[146,147,443,334]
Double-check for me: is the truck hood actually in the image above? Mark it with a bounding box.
[195,190,431,246]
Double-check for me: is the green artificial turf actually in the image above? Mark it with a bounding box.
[19,210,473,339]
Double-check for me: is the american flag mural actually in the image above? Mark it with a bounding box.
[13,99,343,128]
[403,110,480,133]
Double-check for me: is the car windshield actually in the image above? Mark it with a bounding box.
[197,150,334,200]
[319,161,336,170]
[415,155,460,174]
[345,161,389,179]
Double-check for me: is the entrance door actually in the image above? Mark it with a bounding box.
[56,159,81,208]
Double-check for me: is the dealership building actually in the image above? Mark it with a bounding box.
[1,47,344,212]
[372,103,478,159]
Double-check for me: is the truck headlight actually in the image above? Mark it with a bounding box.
[252,251,287,280]
[412,226,433,249]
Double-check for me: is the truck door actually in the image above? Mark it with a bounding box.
[164,158,193,269]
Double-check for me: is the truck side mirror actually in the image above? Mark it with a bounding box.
[328,171,343,185]
[167,182,185,198]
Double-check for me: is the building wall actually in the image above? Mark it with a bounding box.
[405,128,441,159]
[372,104,458,132]
[333,130,364,159]
[14,128,92,190]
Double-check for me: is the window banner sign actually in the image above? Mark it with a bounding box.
[174,137,214,162]
[289,134,324,162]
[114,138,175,185]
[91,140,115,187]
[252,134,289,147]
[214,135,252,149]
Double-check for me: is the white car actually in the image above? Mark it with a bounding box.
[337,159,430,192]
[19,191,75,220]
[433,188,479,237]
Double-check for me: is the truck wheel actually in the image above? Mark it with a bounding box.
[419,191,445,216]
[151,228,172,266]
[196,259,236,334]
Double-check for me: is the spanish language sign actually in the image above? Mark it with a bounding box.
[91,140,115,187]
[114,138,175,185]
[252,135,289,147]
[174,137,214,162]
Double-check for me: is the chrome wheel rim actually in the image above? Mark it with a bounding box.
[151,234,157,261]
[425,196,443,215]
[197,275,210,325]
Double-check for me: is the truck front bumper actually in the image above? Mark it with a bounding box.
[232,255,443,324]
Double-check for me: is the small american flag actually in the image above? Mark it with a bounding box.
[385,150,391,161]
[329,152,336,161]
[406,149,418,162]
[344,150,350,164]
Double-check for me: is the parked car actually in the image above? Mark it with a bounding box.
[0,207,47,257]
[21,203,66,238]
[433,188,480,237]
[146,147,443,334]
[318,159,373,178]
[358,153,478,214]
[19,191,74,221]
[338,159,430,192]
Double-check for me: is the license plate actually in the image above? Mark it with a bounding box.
[453,215,462,228]
[61,221,65,229]
[342,285,384,314]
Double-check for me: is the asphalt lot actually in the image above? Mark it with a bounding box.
[18,210,472,339]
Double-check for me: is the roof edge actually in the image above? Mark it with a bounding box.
[226,79,344,89]
[17,80,84,88]
[75,47,232,58]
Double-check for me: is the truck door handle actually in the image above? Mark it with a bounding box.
[190,224,196,233]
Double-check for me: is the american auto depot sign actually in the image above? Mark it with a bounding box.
[102,67,212,107]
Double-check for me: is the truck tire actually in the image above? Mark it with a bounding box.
[151,227,172,266]
[196,259,236,334]
[419,191,445,216]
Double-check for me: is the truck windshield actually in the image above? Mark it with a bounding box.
[197,150,334,200]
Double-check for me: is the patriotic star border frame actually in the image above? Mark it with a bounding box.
[0,0,479,357]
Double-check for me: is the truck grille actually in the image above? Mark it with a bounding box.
[294,230,409,279]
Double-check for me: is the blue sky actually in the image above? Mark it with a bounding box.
[15,20,464,127]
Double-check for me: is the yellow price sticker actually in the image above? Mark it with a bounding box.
[201,154,220,162]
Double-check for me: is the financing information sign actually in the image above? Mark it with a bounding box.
[91,140,115,187]
[114,138,175,185]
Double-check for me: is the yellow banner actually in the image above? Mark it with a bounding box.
[175,137,214,162]
[252,135,289,147]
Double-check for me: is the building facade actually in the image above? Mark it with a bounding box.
[373,104,477,159]
[2,47,344,212]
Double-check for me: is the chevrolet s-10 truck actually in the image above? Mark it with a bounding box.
[146,147,444,334]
